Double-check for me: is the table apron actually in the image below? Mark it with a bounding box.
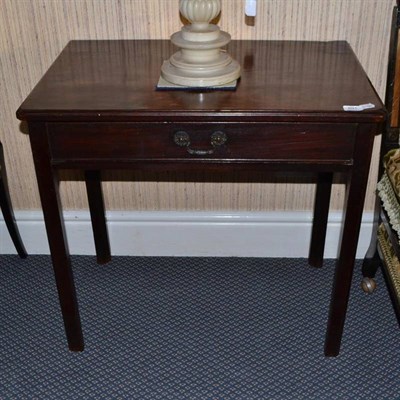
[46,122,358,167]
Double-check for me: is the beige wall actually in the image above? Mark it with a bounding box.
[0,0,394,212]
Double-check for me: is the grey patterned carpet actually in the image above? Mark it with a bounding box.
[1,255,400,399]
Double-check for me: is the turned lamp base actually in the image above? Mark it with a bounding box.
[156,75,238,90]
[160,58,240,88]
[161,0,241,88]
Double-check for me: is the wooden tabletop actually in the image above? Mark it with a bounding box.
[17,40,385,123]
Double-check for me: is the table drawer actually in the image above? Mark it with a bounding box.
[48,122,356,163]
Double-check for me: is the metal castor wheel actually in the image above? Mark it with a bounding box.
[361,277,377,294]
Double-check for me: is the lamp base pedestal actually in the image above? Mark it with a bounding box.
[160,56,240,88]
[156,75,238,91]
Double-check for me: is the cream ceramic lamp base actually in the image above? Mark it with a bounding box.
[161,0,240,87]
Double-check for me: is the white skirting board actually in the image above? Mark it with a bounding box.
[0,210,373,258]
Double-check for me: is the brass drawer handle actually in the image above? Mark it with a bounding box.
[174,131,227,155]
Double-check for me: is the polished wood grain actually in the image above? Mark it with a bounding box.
[392,28,400,127]
[28,121,83,351]
[18,40,385,356]
[47,122,357,165]
[17,40,384,122]
[325,124,376,356]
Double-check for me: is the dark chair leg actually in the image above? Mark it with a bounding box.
[309,172,333,268]
[362,195,381,278]
[0,143,27,258]
[360,195,382,293]
[85,170,111,264]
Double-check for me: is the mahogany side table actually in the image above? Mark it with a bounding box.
[17,40,385,356]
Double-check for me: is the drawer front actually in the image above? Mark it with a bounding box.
[48,122,356,163]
